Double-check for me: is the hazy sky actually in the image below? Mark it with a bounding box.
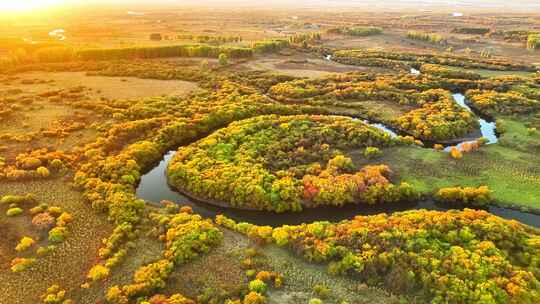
[2,0,540,12]
[83,0,540,11]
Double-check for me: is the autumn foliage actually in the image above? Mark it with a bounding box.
[167,115,418,212]
[434,186,492,206]
[219,210,540,304]
[106,210,221,302]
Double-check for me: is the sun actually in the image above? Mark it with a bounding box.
[0,0,65,12]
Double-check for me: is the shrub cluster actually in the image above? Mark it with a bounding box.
[78,44,254,61]
[167,115,419,212]
[420,64,481,80]
[327,26,383,37]
[332,49,536,72]
[289,32,322,45]
[452,27,490,35]
[10,257,36,273]
[0,149,70,181]
[527,34,540,50]
[1,193,74,272]
[250,40,290,54]
[105,209,222,302]
[177,34,243,44]
[72,81,325,292]
[218,209,540,304]
[466,88,540,115]
[145,294,195,304]
[406,31,446,44]
[434,186,492,206]
[269,75,480,141]
[40,284,73,304]
[396,89,478,141]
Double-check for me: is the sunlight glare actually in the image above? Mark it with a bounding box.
[0,0,65,12]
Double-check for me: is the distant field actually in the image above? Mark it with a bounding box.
[1,71,200,100]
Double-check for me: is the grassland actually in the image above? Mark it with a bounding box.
[0,5,539,304]
[368,117,540,210]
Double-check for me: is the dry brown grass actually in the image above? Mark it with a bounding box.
[242,53,394,78]
[0,178,112,304]
[0,71,200,159]
[163,229,249,300]
[4,71,200,100]
[0,99,101,159]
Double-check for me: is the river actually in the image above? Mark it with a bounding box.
[135,94,539,228]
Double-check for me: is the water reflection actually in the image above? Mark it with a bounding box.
[444,93,498,151]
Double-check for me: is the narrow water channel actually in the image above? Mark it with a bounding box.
[444,93,498,151]
[136,93,538,228]
[136,150,539,227]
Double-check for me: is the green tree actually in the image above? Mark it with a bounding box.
[218,53,229,66]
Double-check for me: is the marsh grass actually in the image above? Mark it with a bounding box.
[372,118,540,208]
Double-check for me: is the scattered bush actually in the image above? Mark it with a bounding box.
[407,31,446,44]
[106,211,222,300]
[363,146,382,159]
[243,292,265,304]
[87,264,110,281]
[36,166,51,178]
[56,212,73,226]
[20,157,42,169]
[37,246,56,256]
[218,53,229,66]
[328,26,382,37]
[248,279,267,293]
[11,257,36,272]
[313,284,330,298]
[48,226,69,243]
[434,186,492,206]
[449,147,463,159]
[1,193,35,205]
[527,34,540,50]
[452,27,490,35]
[49,159,64,170]
[6,207,23,217]
[15,236,36,252]
[41,284,70,304]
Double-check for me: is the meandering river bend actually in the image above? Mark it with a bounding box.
[136,94,540,228]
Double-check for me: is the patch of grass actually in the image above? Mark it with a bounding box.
[263,238,401,304]
[451,67,536,78]
[162,229,249,301]
[374,118,540,209]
